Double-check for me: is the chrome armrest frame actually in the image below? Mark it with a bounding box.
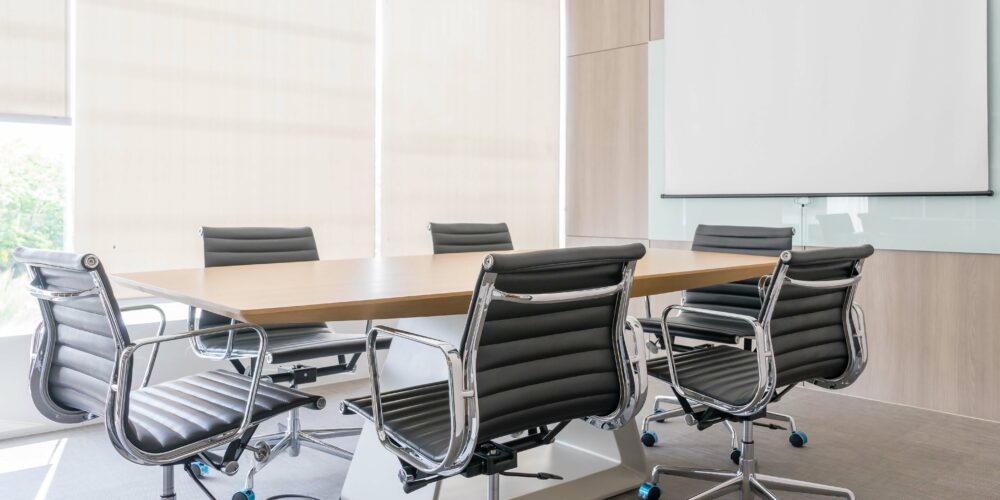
[585,315,649,430]
[365,325,476,477]
[118,304,167,388]
[806,260,869,390]
[187,306,245,360]
[107,323,268,466]
[659,304,777,417]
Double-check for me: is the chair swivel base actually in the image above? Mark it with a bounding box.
[642,395,807,463]
[241,406,360,493]
[638,421,854,500]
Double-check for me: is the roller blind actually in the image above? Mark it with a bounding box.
[380,0,560,256]
[0,0,68,119]
[74,0,375,275]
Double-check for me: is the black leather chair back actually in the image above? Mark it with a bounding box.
[14,247,129,422]
[428,222,513,254]
[686,225,794,317]
[763,245,874,388]
[199,226,321,329]
[462,244,646,442]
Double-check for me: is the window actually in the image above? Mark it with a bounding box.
[0,121,72,337]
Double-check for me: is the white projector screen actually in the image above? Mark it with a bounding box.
[663,0,988,197]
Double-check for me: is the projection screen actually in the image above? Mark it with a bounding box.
[662,0,988,197]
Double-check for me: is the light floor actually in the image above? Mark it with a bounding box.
[1,378,998,500]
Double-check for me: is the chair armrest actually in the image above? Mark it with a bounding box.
[658,305,776,416]
[119,304,166,388]
[109,323,269,465]
[186,306,247,360]
[365,325,476,477]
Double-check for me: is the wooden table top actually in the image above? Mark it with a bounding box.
[114,248,776,324]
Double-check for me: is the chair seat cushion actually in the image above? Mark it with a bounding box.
[640,311,753,344]
[647,346,760,407]
[126,369,323,454]
[196,324,392,364]
[341,381,452,461]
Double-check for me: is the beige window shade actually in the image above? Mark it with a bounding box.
[380,0,560,256]
[0,0,68,119]
[74,0,375,278]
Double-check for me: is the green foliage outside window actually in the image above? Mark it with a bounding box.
[0,139,65,328]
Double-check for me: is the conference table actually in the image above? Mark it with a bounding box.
[115,248,775,500]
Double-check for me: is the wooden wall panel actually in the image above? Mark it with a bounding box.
[650,0,664,41]
[567,0,649,56]
[380,0,560,257]
[842,249,1000,422]
[567,44,648,239]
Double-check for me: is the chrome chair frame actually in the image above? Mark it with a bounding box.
[641,296,807,457]
[185,310,367,492]
[643,252,868,499]
[362,260,649,490]
[184,227,374,488]
[24,259,270,498]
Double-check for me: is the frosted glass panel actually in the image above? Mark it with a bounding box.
[649,1,1000,254]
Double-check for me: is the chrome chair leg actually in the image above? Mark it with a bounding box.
[688,476,741,500]
[648,464,737,483]
[487,474,500,500]
[766,411,797,432]
[750,477,780,500]
[298,432,353,460]
[303,427,363,439]
[244,433,293,491]
[723,420,738,450]
[638,420,855,500]
[642,405,687,432]
[161,465,176,499]
[755,473,856,499]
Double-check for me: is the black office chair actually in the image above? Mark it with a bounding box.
[637,245,873,500]
[639,225,799,464]
[14,247,324,500]
[428,222,513,254]
[340,244,648,499]
[190,227,390,492]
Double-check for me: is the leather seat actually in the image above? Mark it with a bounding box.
[196,324,392,364]
[641,311,756,345]
[342,381,452,461]
[647,346,759,407]
[126,369,324,454]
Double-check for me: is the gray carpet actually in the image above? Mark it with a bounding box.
[1,378,998,499]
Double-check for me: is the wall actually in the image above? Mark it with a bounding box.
[566,0,1000,422]
[565,0,650,241]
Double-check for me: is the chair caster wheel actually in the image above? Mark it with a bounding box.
[232,489,255,500]
[637,481,662,500]
[789,430,808,448]
[640,431,658,447]
[190,461,210,478]
[730,447,741,464]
